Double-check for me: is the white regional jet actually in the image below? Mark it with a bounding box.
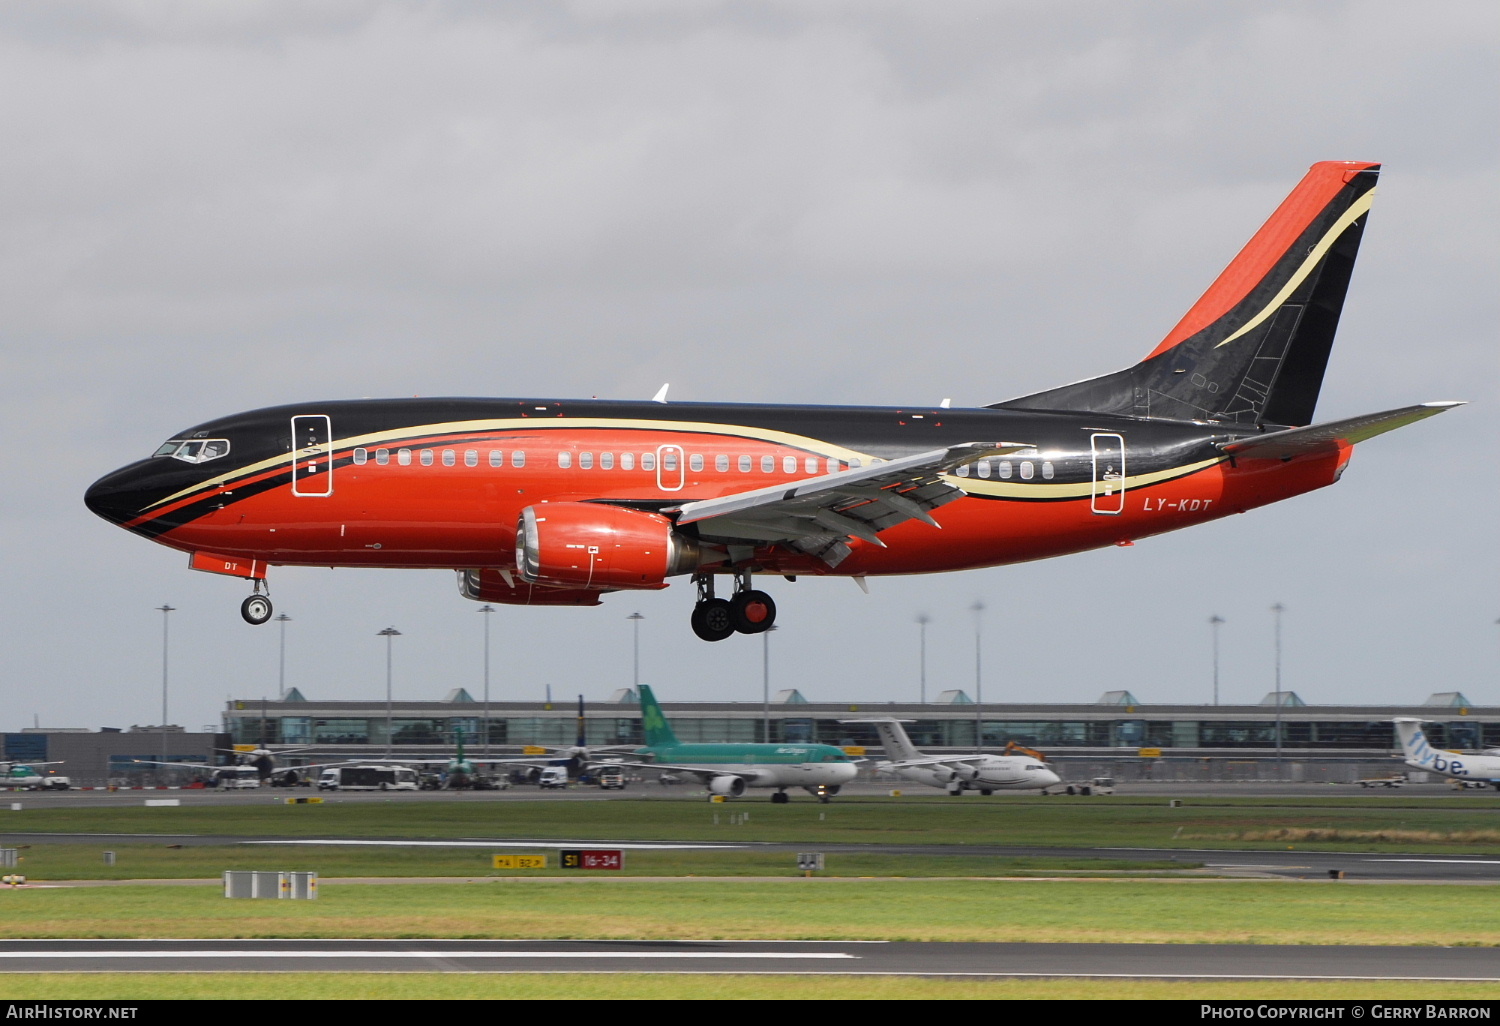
[843,718,1061,795]
[1394,718,1500,789]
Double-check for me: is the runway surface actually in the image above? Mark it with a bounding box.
[0,939,1494,978]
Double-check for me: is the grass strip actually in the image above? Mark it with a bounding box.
[0,879,1496,945]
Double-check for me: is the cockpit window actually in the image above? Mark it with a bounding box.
[153,439,230,464]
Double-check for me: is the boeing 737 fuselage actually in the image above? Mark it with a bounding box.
[84,162,1460,639]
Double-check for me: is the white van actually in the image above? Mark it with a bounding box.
[317,765,419,791]
[538,766,569,789]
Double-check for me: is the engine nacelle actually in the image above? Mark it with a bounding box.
[457,569,605,606]
[708,775,746,797]
[517,503,699,590]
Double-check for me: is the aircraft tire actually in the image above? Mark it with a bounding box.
[240,595,273,625]
[771,791,789,804]
[730,591,776,634]
[691,599,735,642]
[980,789,993,796]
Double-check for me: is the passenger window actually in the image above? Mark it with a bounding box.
[621,453,634,470]
[397,449,412,466]
[488,450,503,468]
[826,458,839,474]
[663,452,678,471]
[465,450,478,467]
[601,453,614,470]
[783,456,796,474]
[689,454,704,472]
[976,460,991,479]
[715,454,729,472]
[513,451,526,468]
[848,458,862,469]
[420,450,434,466]
[1020,461,1034,480]
[579,452,593,469]
[955,463,970,477]
[760,455,774,473]
[442,449,456,467]
[805,457,819,474]
[376,448,390,466]
[998,460,1012,479]
[1041,461,1054,480]
[738,455,752,473]
[558,452,572,469]
[642,452,656,471]
[353,448,368,465]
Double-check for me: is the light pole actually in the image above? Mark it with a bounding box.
[1270,603,1285,777]
[477,605,494,758]
[916,613,931,705]
[1208,614,1224,706]
[628,612,644,690]
[762,625,778,744]
[971,601,984,753]
[156,604,175,767]
[274,613,291,700]
[377,627,401,757]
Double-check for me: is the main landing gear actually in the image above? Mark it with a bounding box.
[240,581,273,625]
[690,572,777,642]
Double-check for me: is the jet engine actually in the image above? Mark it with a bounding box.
[708,775,746,797]
[517,503,700,590]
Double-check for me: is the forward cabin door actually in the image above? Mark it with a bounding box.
[291,415,334,497]
[1090,433,1125,515]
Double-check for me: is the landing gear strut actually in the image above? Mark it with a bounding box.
[690,572,777,642]
[240,581,273,625]
[771,790,789,804]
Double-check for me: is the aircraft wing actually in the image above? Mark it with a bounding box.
[887,755,994,768]
[1220,402,1463,460]
[594,760,761,785]
[2,760,65,768]
[667,442,1031,567]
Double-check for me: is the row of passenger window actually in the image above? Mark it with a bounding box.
[955,459,1055,481]
[349,447,868,475]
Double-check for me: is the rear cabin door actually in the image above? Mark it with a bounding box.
[291,415,334,496]
[1090,433,1125,515]
[656,444,685,492]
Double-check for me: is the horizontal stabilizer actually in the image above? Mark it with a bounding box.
[1220,402,1463,460]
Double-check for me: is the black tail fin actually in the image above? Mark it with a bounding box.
[994,161,1380,427]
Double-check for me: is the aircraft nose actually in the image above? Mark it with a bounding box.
[84,464,155,527]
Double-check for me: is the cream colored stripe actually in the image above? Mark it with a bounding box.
[1214,188,1375,348]
[142,417,887,512]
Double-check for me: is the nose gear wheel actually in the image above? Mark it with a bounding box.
[241,594,273,625]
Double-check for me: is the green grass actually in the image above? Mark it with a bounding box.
[2,974,1498,1001]
[1,879,1496,946]
[2,843,1201,880]
[7,794,1500,853]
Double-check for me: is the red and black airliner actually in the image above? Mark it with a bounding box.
[85,161,1460,641]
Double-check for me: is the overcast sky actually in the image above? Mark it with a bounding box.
[2,1,1496,732]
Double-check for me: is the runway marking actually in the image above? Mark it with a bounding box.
[242,839,741,850]
[1364,858,1500,865]
[0,951,856,961]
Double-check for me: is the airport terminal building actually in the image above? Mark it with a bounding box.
[217,687,1499,782]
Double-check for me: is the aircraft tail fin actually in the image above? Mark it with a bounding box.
[637,685,680,749]
[1393,717,1429,763]
[994,161,1380,427]
[843,718,922,761]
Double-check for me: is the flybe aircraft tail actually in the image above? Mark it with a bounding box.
[995,161,1380,427]
[637,685,681,748]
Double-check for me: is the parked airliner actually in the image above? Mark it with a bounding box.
[845,718,1061,795]
[85,162,1460,639]
[1394,718,1500,788]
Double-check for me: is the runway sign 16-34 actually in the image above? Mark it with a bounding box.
[560,849,624,870]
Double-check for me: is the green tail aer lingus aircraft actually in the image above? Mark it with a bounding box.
[610,685,858,803]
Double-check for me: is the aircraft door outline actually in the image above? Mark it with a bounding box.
[1090,433,1125,515]
[291,415,334,497]
[656,444,685,492]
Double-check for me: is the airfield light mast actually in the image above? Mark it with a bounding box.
[971,601,985,754]
[1271,603,1285,778]
[275,613,291,701]
[378,627,401,757]
[478,605,495,758]
[628,611,644,689]
[916,613,930,705]
[1209,615,1225,706]
[156,604,175,769]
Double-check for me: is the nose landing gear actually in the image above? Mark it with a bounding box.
[240,582,273,625]
[690,572,778,642]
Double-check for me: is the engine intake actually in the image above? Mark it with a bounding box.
[708,775,746,797]
[517,503,699,591]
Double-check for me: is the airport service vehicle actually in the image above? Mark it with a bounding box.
[316,765,420,791]
[596,765,626,790]
[598,685,856,803]
[2,763,70,790]
[1063,777,1116,796]
[215,766,261,789]
[84,162,1462,642]
[1357,774,1406,788]
[844,717,1060,795]
[537,766,569,790]
[1394,719,1500,789]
